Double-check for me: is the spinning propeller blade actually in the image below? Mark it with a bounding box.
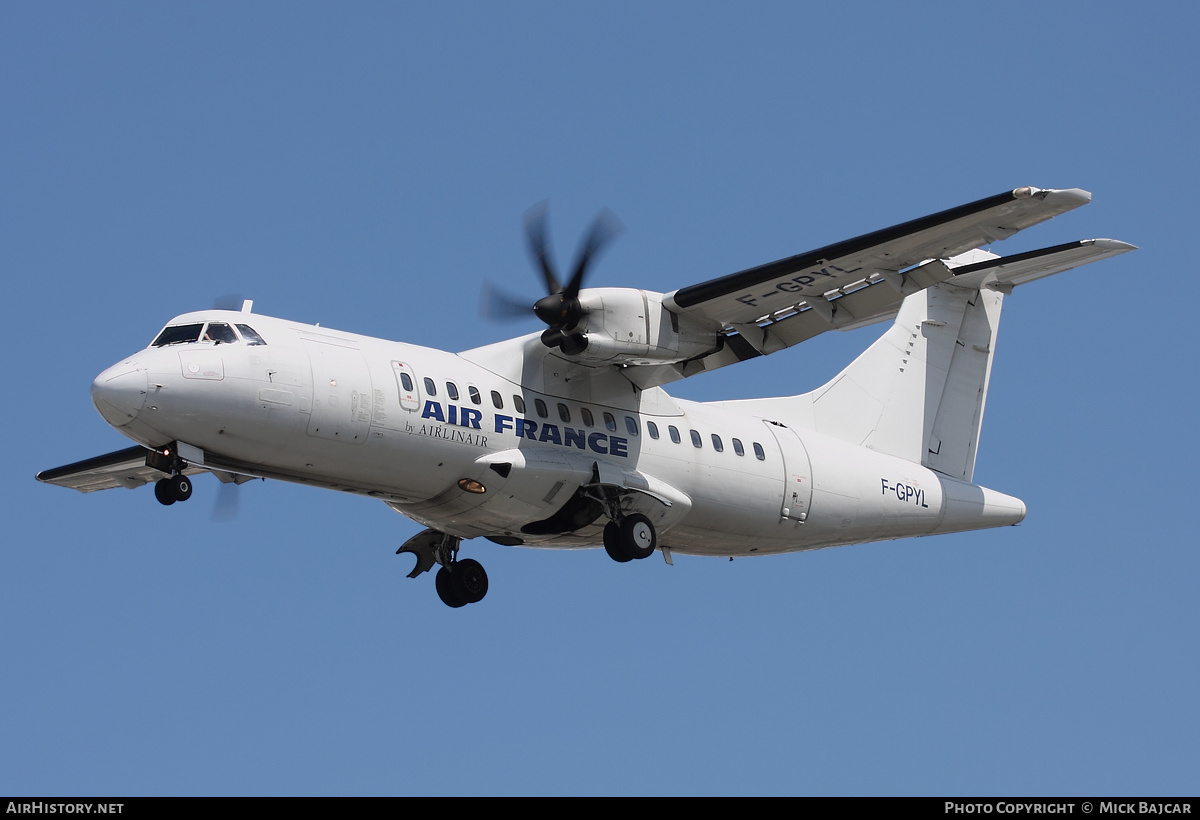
[479,204,622,348]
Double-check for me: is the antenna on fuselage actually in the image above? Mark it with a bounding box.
[240,300,253,314]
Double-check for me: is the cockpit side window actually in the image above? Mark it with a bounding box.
[152,323,204,347]
[235,324,268,345]
[204,322,238,345]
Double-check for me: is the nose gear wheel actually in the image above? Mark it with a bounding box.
[397,529,489,608]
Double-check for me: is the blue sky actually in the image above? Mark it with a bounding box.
[3,2,1196,796]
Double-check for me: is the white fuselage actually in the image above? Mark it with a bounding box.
[92,309,1025,557]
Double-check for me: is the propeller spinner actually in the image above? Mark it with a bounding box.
[482,203,622,353]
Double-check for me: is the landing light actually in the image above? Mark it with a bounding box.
[457,478,487,494]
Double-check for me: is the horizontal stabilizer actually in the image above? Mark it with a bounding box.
[947,239,1136,292]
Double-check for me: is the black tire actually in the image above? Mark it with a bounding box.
[154,478,176,506]
[603,521,632,563]
[619,513,656,559]
[170,475,193,502]
[453,558,488,604]
[435,566,467,608]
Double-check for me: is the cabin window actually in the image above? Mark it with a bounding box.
[491,391,503,409]
[235,324,267,346]
[753,442,766,461]
[152,324,203,347]
[557,403,571,423]
[625,416,639,436]
[446,382,459,401]
[581,407,594,427]
[204,322,238,345]
[690,429,703,448]
[534,399,548,418]
[513,395,525,414]
[647,421,660,439]
[603,412,617,432]
[732,438,745,456]
[711,433,724,452]
[668,425,681,444]
[468,386,482,405]
[400,372,414,392]
[424,378,437,397]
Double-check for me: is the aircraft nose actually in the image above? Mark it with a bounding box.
[91,362,148,427]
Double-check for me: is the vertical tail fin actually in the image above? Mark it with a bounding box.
[723,238,1134,481]
[797,281,1002,482]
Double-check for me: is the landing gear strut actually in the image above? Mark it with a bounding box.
[578,469,661,563]
[148,445,193,507]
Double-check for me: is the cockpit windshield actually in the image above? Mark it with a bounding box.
[150,321,268,348]
[203,322,238,344]
[151,323,204,347]
[236,324,267,345]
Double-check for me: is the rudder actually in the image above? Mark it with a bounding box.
[795,281,1002,482]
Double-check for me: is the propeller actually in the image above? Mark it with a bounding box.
[478,281,533,321]
[480,203,622,352]
[212,293,246,311]
[210,478,241,523]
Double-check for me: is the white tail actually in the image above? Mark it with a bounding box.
[716,238,1134,481]
[794,282,1003,482]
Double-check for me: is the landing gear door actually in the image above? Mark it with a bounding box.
[763,421,812,522]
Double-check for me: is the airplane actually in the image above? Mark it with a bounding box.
[37,186,1134,608]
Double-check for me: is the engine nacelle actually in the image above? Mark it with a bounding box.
[558,288,718,366]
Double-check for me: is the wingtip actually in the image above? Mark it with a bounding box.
[1088,238,1138,252]
[1013,186,1092,206]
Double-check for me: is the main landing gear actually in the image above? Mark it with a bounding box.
[397,529,489,608]
[603,512,657,562]
[588,480,659,563]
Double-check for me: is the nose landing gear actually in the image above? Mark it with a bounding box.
[435,558,489,608]
[397,529,489,608]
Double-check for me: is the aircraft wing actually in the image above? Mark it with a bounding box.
[623,187,1130,389]
[36,446,207,493]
